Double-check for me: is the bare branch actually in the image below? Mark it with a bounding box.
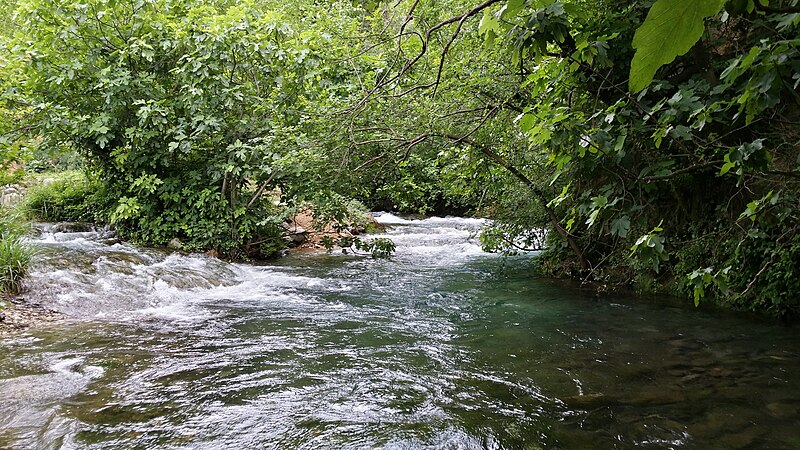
[351,0,503,111]
[246,171,278,209]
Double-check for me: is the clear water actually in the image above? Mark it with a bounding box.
[1,215,799,449]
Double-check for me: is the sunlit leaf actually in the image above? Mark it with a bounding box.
[629,0,726,93]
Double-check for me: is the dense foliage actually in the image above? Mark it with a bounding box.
[22,172,108,223]
[320,0,800,315]
[7,0,366,257]
[1,0,799,314]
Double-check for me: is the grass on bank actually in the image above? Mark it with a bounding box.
[1,169,105,296]
[0,209,33,295]
[21,170,107,223]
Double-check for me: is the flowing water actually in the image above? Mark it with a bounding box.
[1,215,799,449]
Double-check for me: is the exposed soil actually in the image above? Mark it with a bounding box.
[284,210,386,254]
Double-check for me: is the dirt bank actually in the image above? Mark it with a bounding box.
[284,210,386,254]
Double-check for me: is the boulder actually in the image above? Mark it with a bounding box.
[50,222,94,233]
[167,238,184,250]
[281,222,308,245]
[0,185,23,207]
[0,192,22,207]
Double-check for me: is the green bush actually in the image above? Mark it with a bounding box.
[0,211,33,295]
[309,193,373,233]
[23,172,108,223]
[0,169,25,186]
[25,144,84,174]
[0,235,32,295]
[726,229,800,316]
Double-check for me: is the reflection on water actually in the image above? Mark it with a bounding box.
[1,215,799,449]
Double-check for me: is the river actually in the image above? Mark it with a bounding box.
[1,214,799,449]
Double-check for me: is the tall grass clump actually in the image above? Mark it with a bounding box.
[23,171,108,223]
[0,210,33,295]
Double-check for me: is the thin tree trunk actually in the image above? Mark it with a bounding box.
[444,134,590,270]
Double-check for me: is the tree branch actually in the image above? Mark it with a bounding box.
[640,160,723,183]
[439,133,589,270]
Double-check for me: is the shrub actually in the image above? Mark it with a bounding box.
[0,235,32,295]
[309,193,373,233]
[23,172,108,223]
[0,168,25,186]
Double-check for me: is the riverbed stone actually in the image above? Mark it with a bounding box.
[50,222,94,233]
[766,401,798,419]
[562,392,610,408]
[282,222,308,244]
[0,300,62,335]
[167,238,184,250]
[715,427,766,449]
[0,192,22,207]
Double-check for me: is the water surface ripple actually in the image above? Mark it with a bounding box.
[1,215,799,449]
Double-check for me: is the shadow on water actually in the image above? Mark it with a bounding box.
[1,215,799,449]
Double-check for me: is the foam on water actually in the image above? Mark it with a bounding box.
[24,215,493,322]
[374,212,488,228]
[373,213,492,265]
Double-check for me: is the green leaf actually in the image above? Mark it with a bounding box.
[479,9,501,43]
[719,161,736,176]
[500,0,526,19]
[517,113,536,132]
[629,0,726,93]
[547,184,570,208]
[610,216,630,238]
[586,208,601,227]
[591,195,608,208]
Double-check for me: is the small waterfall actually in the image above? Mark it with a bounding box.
[26,225,242,319]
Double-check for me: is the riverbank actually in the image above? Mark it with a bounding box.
[0,295,62,335]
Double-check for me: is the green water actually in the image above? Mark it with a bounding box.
[1,216,799,449]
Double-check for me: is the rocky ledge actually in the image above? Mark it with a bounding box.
[0,184,25,207]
